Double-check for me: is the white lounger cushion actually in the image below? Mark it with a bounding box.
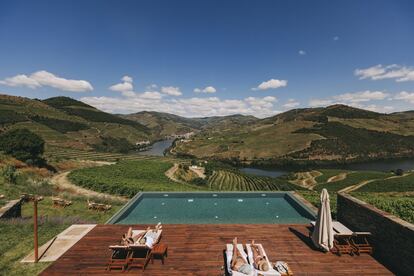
[246,244,280,276]
[226,244,255,276]
[332,221,353,235]
[311,220,354,235]
[130,230,163,248]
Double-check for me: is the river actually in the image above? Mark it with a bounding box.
[138,139,174,156]
[240,158,414,178]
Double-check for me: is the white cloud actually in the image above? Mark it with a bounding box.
[252,79,288,91]
[193,86,217,94]
[0,70,93,92]
[161,86,182,96]
[333,36,339,41]
[122,75,133,83]
[333,90,389,103]
[355,64,414,82]
[298,50,306,55]
[309,99,333,107]
[80,94,280,118]
[109,75,135,97]
[283,99,300,108]
[394,91,414,103]
[310,90,389,107]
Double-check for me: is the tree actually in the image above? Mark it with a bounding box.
[0,129,45,163]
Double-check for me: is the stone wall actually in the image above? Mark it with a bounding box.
[337,193,414,276]
[0,199,22,219]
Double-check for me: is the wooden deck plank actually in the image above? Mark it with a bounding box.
[41,224,393,275]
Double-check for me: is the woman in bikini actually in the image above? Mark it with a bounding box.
[251,240,270,272]
[230,237,253,275]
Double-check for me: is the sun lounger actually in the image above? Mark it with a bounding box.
[246,243,280,276]
[128,229,163,271]
[225,244,255,276]
[350,232,373,255]
[87,200,112,212]
[310,220,353,255]
[52,197,72,208]
[106,245,129,272]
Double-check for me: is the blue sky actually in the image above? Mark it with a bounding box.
[0,0,414,117]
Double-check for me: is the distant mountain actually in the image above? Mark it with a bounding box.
[3,94,414,164]
[173,104,414,164]
[0,95,149,151]
[122,111,258,137]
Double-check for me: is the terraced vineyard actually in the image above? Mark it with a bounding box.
[208,170,301,191]
[45,146,177,162]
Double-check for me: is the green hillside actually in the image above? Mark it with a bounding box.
[123,111,258,138]
[0,94,149,152]
[173,105,414,163]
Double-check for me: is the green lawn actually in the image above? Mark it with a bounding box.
[356,173,414,192]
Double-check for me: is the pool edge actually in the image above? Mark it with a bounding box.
[107,191,317,224]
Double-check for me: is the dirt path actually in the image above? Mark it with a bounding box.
[51,162,127,202]
[290,170,322,189]
[327,172,348,183]
[339,172,413,193]
[189,166,206,179]
[165,163,180,182]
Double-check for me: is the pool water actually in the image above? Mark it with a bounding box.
[109,192,315,224]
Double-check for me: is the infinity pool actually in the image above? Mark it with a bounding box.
[108,192,315,224]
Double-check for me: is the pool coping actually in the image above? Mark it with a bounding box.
[106,191,317,224]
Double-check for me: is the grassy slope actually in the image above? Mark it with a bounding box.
[68,159,203,196]
[356,173,414,192]
[175,120,321,159]
[0,163,123,275]
[0,95,149,150]
[314,169,348,184]
[314,171,392,192]
[174,105,414,162]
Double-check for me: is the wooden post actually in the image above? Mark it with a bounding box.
[34,198,38,263]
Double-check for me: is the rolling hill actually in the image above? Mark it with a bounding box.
[122,111,258,137]
[173,105,414,164]
[0,95,149,151]
[2,93,414,165]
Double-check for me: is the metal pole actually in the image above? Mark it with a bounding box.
[34,198,38,263]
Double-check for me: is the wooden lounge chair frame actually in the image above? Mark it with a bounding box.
[87,200,111,212]
[333,234,354,256]
[106,245,129,272]
[52,197,72,208]
[127,230,162,271]
[350,232,373,255]
[310,220,373,256]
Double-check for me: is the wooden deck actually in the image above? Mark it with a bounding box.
[41,224,393,275]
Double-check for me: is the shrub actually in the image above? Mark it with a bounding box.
[190,177,207,186]
[2,165,17,184]
[0,129,45,164]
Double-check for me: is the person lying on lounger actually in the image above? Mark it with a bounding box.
[251,240,270,272]
[128,223,162,248]
[231,237,253,275]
